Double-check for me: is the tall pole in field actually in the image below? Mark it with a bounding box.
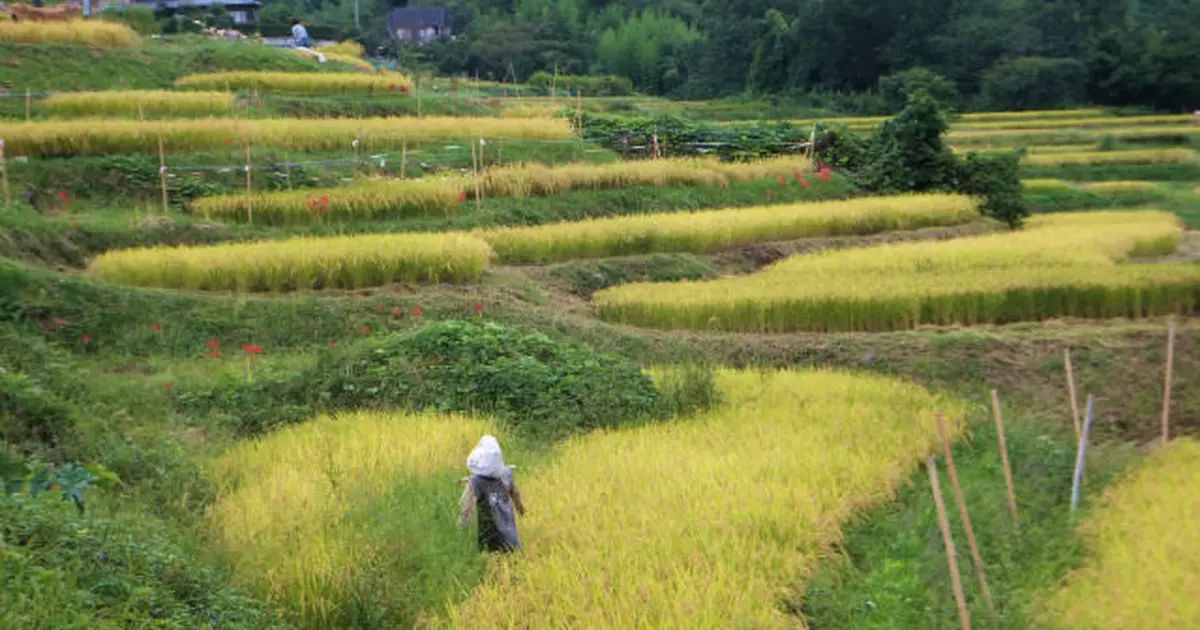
[1070,395,1096,522]
[928,457,972,630]
[938,413,998,628]
[991,390,1019,527]
[1064,349,1081,439]
[1161,315,1176,445]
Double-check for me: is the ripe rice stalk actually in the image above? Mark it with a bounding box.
[955,114,1193,132]
[194,157,815,225]
[312,40,366,58]
[1036,439,1200,628]
[298,49,375,72]
[443,369,967,628]
[0,116,574,157]
[1021,149,1196,167]
[42,90,235,118]
[176,71,412,94]
[1078,181,1162,194]
[1021,178,1075,194]
[209,411,492,627]
[0,19,140,47]
[87,232,492,292]
[481,193,979,264]
[595,211,1199,332]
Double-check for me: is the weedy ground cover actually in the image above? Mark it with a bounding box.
[86,232,491,291]
[0,116,574,157]
[481,193,978,263]
[176,71,411,94]
[1021,148,1196,167]
[208,411,492,628]
[1037,439,1200,629]
[42,90,235,118]
[0,19,140,48]
[595,211,1199,332]
[441,369,966,629]
[191,157,814,224]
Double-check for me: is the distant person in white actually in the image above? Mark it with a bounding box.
[291,19,310,48]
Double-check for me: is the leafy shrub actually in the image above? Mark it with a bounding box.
[0,493,291,629]
[99,6,161,35]
[0,368,73,451]
[528,72,635,96]
[955,151,1028,227]
[655,363,722,418]
[879,68,959,113]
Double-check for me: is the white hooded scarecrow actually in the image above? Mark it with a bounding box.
[458,435,525,552]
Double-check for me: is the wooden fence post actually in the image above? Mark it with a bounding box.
[938,412,999,628]
[928,456,972,630]
[1161,315,1176,445]
[400,139,407,179]
[1064,349,1081,439]
[1070,394,1096,522]
[991,390,1019,527]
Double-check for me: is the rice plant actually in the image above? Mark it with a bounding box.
[595,211,1199,332]
[482,193,979,264]
[1078,180,1162,194]
[1021,178,1075,194]
[42,90,235,118]
[0,19,140,47]
[1021,148,1196,167]
[312,40,366,58]
[0,116,574,157]
[1037,439,1200,629]
[209,411,492,627]
[443,369,966,629]
[176,71,412,94]
[955,114,1192,132]
[86,232,492,292]
[193,157,814,225]
[950,125,1200,146]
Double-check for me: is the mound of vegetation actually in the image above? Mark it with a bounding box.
[180,320,664,439]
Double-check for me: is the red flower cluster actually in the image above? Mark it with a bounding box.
[69,220,80,227]
[152,324,161,332]
[376,304,385,313]
[328,340,338,347]
[209,349,222,358]
[242,343,264,354]
[412,307,424,316]
[308,195,332,215]
[458,191,468,203]
[359,325,371,334]
[208,339,221,348]
[82,333,92,344]
[59,191,69,200]
[473,305,484,313]
[818,164,834,182]
[391,307,401,317]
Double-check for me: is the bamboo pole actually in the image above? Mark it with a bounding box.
[478,135,486,205]
[353,133,361,179]
[928,457,972,630]
[1070,395,1096,522]
[1064,349,1081,439]
[283,152,293,192]
[244,142,253,224]
[157,135,168,215]
[1161,315,1176,445]
[0,139,10,207]
[137,99,145,122]
[938,413,998,628]
[25,88,31,122]
[991,390,1019,527]
[471,136,482,213]
[400,139,407,179]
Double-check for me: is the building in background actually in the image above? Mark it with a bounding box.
[388,6,452,46]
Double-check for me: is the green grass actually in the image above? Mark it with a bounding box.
[801,417,1136,629]
[1021,163,1200,182]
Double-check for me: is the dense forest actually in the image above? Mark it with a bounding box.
[267,0,1200,112]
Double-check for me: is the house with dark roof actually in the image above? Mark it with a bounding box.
[388,6,452,45]
[132,0,261,24]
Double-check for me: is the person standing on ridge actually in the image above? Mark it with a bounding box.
[291,19,310,48]
[458,435,525,553]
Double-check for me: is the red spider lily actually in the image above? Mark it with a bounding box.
[800,178,811,189]
[165,382,174,390]
[359,325,371,334]
[376,304,385,313]
[400,85,409,93]
[458,191,468,203]
[776,176,786,187]
[242,344,263,354]
[69,220,80,227]
[411,307,424,317]
[392,308,401,317]
[82,333,91,344]
[795,171,806,182]
[818,168,833,182]
[225,138,234,144]
[209,349,222,358]
[328,340,337,346]
[473,305,484,313]
[152,324,161,332]
[59,191,68,200]
[208,339,221,348]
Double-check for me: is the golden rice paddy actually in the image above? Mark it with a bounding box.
[42,90,235,118]
[175,71,413,94]
[1021,148,1196,167]
[0,19,140,48]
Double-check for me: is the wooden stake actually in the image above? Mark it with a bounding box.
[244,142,253,224]
[991,390,1019,527]
[157,134,168,215]
[1064,349,1081,439]
[471,137,482,213]
[0,139,10,207]
[1070,395,1096,521]
[1161,315,1176,445]
[25,88,31,122]
[400,139,407,179]
[353,132,361,179]
[938,412,999,628]
[137,99,145,122]
[928,457,972,630]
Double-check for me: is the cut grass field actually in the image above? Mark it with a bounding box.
[191,157,815,225]
[209,411,491,628]
[1037,439,1200,629]
[443,369,965,628]
[595,211,1199,332]
[481,193,978,263]
[0,116,575,157]
[42,90,235,118]
[0,19,140,48]
[86,232,492,291]
[176,71,411,94]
